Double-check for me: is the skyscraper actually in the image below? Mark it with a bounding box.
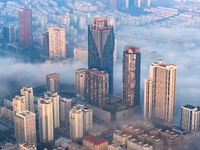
[41,32,49,57]
[48,26,66,60]
[88,17,115,94]
[122,45,140,107]
[3,25,15,43]
[144,59,177,122]
[181,105,200,132]
[75,68,87,98]
[59,97,72,125]
[18,8,33,49]
[44,92,60,128]
[38,98,54,143]
[69,104,92,141]
[46,73,60,94]
[118,0,129,10]
[14,110,36,144]
[20,87,34,113]
[86,68,109,108]
[13,95,26,113]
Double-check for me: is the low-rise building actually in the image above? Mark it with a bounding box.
[83,136,108,150]
[112,130,132,147]
[68,142,87,150]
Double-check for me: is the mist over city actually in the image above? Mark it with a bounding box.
[0,0,200,149]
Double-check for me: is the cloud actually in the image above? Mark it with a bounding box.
[0,58,87,98]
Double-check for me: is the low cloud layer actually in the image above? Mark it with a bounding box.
[0,26,200,124]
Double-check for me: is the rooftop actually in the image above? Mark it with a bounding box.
[124,45,140,54]
[83,136,108,145]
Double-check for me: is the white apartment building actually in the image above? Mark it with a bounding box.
[20,87,34,113]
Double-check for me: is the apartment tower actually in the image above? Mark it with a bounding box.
[18,8,33,49]
[88,17,115,94]
[20,87,34,113]
[86,68,109,108]
[60,97,72,125]
[144,59,177,122]
[38,98,54,143]
[122,45,140,107]
[48,26,66,60]
[46,73,60,94]
[13,95,26,113]
[75,68,87,98]
[181,104,200,132]
[14,110,36,144]
[44,92,60,128]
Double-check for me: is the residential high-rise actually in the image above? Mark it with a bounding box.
[144,59,177,122]
[46,73,60,94]
[14,110,36,144]
[122,45,140,107]
[118,0,129,10]
[59,97,72,125]
[20,87,34,113]
[181,105,200,132]
[74,48,88,62]
[13,95,26,113]
[44,92,60,128]
[88,17,115,94]
[48,26,66,60]
[18,8,33,49]
[75,68,87,98]
[38,98,54,143]
[86,68,109,108]
[141,0,150,7]
[3,25,15,43]
[41,32,49,57]
[69,104,92,141]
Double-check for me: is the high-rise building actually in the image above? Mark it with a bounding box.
[59,97,72,125]
[69,104,92,141]
[13,95,26,113]
[181,105,200,132]
[86,68,109,108]
[38,98,54,143]
[122,45,140,107]
[41,32,49,57]
[44,92,60,128]
[18,8,33,49]
[48,26,66,60]
[46,73,60,94]
[144,59,177,122]
[3,25,15,43]
[74,48,88,62]
[20,87,34,113]
[141,0,150,7]
[88,17,115,94]
[14,110,36,144]
[75,68,87,98]
[118,0,129,10]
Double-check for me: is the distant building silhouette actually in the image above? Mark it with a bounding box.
[3,25,15,43]
[88,17,115,94]
[41,32,49,57]
[18,8,33,49]
[46,73,60,94]
[122,45,141,107]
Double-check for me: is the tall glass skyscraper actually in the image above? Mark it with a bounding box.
[88,17,115,94]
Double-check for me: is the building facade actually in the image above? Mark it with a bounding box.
[69,104,92,141]
[48,26,66,60]
[14,110,36,144]
[75,68,87,98]
[74,48,88,62]
[86,68,109,108]
[122,45,141,107]
[41,32,49,57]
[88,17,115,94]
[18,8,33,49]
[13,95,26,113]
[144,59,177,122]
[38,98,54,143]
[181,104,200,132]
[59,97,72,125]
[20,87,34,113]
[44,92,60,128]
[83,136,108,150]
[3,25,15,43]
[46,73,60,94]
